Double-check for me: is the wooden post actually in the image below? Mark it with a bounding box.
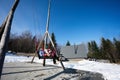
[0,0,19,78]
[47,32,65,70]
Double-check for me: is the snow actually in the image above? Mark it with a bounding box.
[4,54,120,80]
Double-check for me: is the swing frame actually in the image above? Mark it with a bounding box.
[31,0,65,70]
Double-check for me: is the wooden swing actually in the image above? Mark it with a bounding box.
[37,44,56,59]
[31,0,65,70]
[36,41,58,65]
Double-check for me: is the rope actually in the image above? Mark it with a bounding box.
[31,0,37,36]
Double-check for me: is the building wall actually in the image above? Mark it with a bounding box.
[60,43,88,59]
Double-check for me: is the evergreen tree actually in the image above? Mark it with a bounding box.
[100,38,116,63]
[87,42,93,58]
[66,41,71,46]
[113,38,120,61]
[92,41,100,59]
[51,32,57,48]
[100,37,107,59]
[87,41,100,59]
[106,39,116,63]
[48,32,57,50]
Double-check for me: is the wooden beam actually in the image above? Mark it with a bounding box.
[0,0,19,78]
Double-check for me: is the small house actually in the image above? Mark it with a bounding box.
[60,43,88,59]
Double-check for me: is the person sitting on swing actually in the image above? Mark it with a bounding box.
[38,45,57,65]
[44,48,51,57]
[39,48,44,58]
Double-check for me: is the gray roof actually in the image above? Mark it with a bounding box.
[60,43,88,58]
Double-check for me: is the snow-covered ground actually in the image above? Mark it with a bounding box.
[4,54,120,80]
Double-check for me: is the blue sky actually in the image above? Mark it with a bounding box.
[0,0,120,45]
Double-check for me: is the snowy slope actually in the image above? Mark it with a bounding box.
[4,54,120,80]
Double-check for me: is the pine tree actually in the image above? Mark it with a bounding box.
[92,41,100,59]
[66,41,71,46]
[100,38,116,63]
[113,38,120,61]
[87,42,93,58]
[87,41,100,59]
[107,39,116,63]
[100,37,107,59]
[51,32,57,48]
[48,32,57,50]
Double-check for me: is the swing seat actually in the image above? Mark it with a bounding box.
[37,48,56,59]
